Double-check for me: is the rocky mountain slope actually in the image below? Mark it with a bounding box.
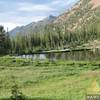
[54,0,100,31]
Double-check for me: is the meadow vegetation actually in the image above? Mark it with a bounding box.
[0,56,100,100]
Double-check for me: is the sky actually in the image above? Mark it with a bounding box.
[0,0,79,31]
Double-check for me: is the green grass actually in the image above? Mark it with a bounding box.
[0,56,100,100]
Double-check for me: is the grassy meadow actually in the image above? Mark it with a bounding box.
[0,56,100,100]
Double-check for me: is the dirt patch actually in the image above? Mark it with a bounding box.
[81,71,100,78]
[91,0,100,9]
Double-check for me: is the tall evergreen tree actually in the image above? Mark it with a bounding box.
[0,26,11,54]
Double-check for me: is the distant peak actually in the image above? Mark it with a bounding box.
[46,15,56,20]
[49,15,56,18]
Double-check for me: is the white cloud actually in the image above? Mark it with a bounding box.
[0,16,46,31]
[18,3,55,12]
[29,16,46,22]
[51,0,66,5]
[12,16,46,24]
[51,0,79,9]
[0,22,21,31]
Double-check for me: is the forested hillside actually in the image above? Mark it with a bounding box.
[53,0,100,47]
[1,0,100,54]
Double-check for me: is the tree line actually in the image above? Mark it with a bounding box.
[10,18,100,55]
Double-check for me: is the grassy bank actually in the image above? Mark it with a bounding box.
[0,56,100,100]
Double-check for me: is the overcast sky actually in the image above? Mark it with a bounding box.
[0,0,79,31]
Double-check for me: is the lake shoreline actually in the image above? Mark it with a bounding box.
[16,47,93,55]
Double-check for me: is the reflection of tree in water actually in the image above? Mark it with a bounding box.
[46,53,55,62]
[17,49,100,61]
[46,50,100,61]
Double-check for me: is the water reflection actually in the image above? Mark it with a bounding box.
[17,49,100,61]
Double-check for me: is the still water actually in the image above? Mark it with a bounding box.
[17,49,100,61]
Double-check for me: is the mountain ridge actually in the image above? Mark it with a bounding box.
[10,15,56,36]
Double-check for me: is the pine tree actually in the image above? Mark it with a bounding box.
[0,25,11,54]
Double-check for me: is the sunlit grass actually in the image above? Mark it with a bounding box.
[0,56,100,99]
